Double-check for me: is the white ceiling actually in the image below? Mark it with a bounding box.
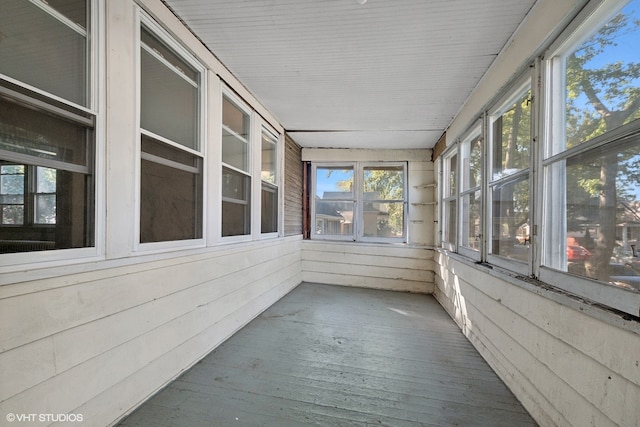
[162,0,536,149]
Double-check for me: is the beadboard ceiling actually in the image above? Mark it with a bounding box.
[162,0,536,149]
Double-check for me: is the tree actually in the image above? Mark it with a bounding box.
[334,167,405,237]
[565,4,640,281]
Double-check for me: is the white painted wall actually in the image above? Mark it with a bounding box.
[299,148,436,294]
[0,237,302,426]
[0,1,297,426]
[434,253,640,427]
[302,241,435,293]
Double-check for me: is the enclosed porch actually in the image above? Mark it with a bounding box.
[119,283,536,426]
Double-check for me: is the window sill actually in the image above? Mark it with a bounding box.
[436,248,640,336]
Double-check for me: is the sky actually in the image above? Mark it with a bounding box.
[316,169,353,198]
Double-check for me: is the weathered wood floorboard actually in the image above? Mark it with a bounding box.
[119,283,537,426]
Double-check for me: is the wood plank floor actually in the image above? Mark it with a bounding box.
[119,283,537,427]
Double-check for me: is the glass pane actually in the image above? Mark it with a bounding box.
[447,154,457,196]
[444,199,457,244]
[462,135,482,191]
[363,166,404,200]
[141,32,199,150]
[37,167,57,193]
[261,131,277,184]
[491,176,530,262]
[141,28,198,82]
[314,166,354,237]
[1,205,23,226]
[0,163,25,226]
[140,139,202,243]
[222,97,250,171]
[546,136,640,290]
[363,202,404,238]
[492,90,531,179]
[0,97,90,167]
[47,0,87,28]
[222,167,250,237]
[461,191,482,251]
[35,194,56,224]
[0,167,93,252]
[563,0,640,152]
[222,97,249,138]
[0,0,88,106]
[222,167,250,202]
[1,166,24,195]
[222,128,248,172]
[316,167,354,199]
[222,201,250,237]
[261,184,278,234]
[315,200,354,236]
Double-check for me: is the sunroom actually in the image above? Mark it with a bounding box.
[0,0,639,426]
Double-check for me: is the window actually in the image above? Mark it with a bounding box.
[0,0,95,255]
[0,0,89,106]
[312,162,406,242]
[459,127,483,258]
[488,83,532,269]
[139,19,204,244]
[314,165,354,238]
[441,150,458,250]
[439,0,640,316]
[540,0,640,313]
[361,165,405,240]
[222,93,251,237]
[261,127,278,234]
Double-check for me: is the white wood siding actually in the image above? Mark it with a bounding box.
[0,237,302,426]
[435,253,640,427]
[302,241,435,293]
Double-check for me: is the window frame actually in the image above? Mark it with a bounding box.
[259,124,280,237]
[439,0,640,317]
[0,0,103,267]
[220,87,253,241]
[311,161,408,243]
[536,0,640,315]
[358,162,407,243]
[135,11,207,252]
[486,76,534,275]
[311,163,356,242]
[458,123,484,260]
[441,147,458,252]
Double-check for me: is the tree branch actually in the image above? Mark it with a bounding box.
[579,74,611,118]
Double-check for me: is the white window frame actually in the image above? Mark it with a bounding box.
[537,0,640,316]
[358,162,407,244]
[458,123,483,260]
[486,76,533,275]
[0,0,105,269]
[311,163,357,242]
[258,124,281,238]
[311,162,407,243]
[221,87,253,242]
[135,11,207,253]
[441,147,458,252]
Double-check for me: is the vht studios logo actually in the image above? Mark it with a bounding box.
[6,413,84,423]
